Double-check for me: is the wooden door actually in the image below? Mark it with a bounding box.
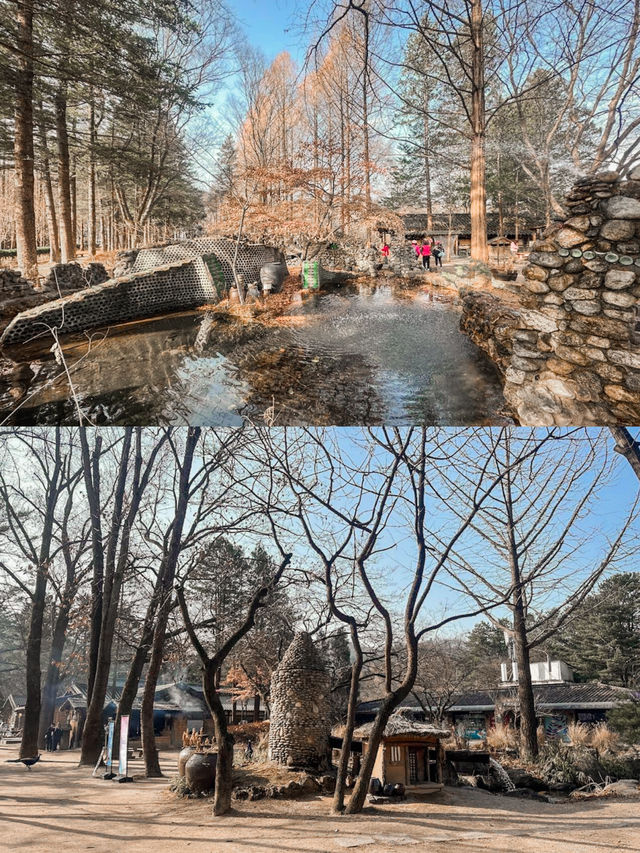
[408,748,417,784]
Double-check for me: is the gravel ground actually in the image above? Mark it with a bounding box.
[1,745,639,852]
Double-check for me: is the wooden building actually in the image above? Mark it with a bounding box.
[352,712,449,792]
[357,660,636,746]
[399,212,543,255]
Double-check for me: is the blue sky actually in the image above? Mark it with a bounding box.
[230,0,306,62]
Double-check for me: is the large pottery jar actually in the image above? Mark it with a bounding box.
[185,751,217,793]
[178,746,196,777]
[260,262,286,293]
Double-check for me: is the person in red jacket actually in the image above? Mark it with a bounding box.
[421,240,431,270]
[381,244,390,259]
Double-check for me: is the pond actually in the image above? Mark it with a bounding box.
[0,282,508,426]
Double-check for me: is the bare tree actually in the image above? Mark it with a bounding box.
[0,429,83,758]
[438,430,639,759]
[176,540,292,815]
[80,428,168,765]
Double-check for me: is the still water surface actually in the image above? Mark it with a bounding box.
[2,283,507,425]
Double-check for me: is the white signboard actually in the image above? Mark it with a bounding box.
[118,715,129,777]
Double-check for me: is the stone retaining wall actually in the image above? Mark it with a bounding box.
[0,259,210,347]
[462,168,640,424]
[268,632,331,771]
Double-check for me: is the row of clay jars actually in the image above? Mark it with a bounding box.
[178,746,218,793]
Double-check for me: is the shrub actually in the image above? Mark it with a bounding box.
[228,720,270,740]
[568,722,591,747]
[486,721,517,751]
[538,742,638,788]
[607,700,640,746]
[590,723,620,754]
[169,775,191,798]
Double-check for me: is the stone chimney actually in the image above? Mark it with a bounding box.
[268,632,331,770]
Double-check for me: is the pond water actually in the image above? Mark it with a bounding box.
[1,282,507,426]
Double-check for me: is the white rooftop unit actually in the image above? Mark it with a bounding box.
[500,659,573,684]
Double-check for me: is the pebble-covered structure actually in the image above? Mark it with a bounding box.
[461,167,640,424]
[0,239,285,348]
[268,632,331,771]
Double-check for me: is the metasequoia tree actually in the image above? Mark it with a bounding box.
[0,0,235,268]
[438,430,639,759]
[10,0,38,278]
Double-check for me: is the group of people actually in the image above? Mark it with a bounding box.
[44,723,63,752]
[413,239,445,270]
[380,239,445,270]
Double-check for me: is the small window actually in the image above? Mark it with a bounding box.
[389,745,402,764]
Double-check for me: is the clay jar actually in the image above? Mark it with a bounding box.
[178,746,196,777]
[185,751,217,793]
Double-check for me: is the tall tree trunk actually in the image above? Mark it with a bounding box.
[13,0,38,281]
[141,429,200,777]
[201,665,235,816]
[469,0,488,263]
[423,113,433,232]
[113,569,164,753]
[505,467,538,760]
[55,82,75,262]
[88,99,96,256]
[512,597,537,759]
[36,111,61,265]
[81,434,104,706]
[332,627,363,813]
[20,430,63,759]
[80,430,133,766]
[38,596,72,746]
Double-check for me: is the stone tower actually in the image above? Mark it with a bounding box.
[268,632,331,770]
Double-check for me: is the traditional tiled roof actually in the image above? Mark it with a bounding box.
[401,212,540,237]
[358,682,636,719]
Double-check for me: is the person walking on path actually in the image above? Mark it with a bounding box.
[510,240,518,257]
[45,725,54,752]
[53,724,62,751]
[421,241,431,270]
[381,244,390,260]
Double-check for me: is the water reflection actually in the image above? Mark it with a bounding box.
[1,283,507,425]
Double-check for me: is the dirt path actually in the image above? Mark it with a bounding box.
[1,745,639,852]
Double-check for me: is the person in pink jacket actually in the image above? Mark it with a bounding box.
[421,241,431,270]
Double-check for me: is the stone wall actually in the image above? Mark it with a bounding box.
[463,168,640,424]
[43,262,109,292]
[268,632,331,771]
[132,238,286,296]
[1,240,285,349]
[1,268,33,298]
[0,259,211,347]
